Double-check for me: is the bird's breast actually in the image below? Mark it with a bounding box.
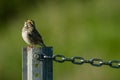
[22,31,31,45]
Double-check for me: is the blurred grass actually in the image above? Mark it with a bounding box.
[0,0,120,80]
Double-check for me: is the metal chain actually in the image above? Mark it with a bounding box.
[35,54,120,68]
[52,54,120,68]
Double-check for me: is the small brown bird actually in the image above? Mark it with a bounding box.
[22,19,46,47]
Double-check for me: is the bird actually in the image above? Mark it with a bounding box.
[22,19,46,48]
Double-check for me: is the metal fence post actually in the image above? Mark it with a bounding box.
[22,47,53,80]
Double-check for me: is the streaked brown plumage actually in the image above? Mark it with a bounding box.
[22,19,46,47]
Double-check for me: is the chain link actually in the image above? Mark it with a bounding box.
[37,54,120,68]
[51,54,120,68]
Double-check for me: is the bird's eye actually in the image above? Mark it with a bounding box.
[29,21,34,25]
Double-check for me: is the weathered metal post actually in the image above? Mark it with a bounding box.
[22,47,53,80]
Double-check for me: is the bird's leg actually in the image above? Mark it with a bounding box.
[27,45,33,51]
[28,45,33,48]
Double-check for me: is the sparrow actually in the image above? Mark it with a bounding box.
[22,19,46,47]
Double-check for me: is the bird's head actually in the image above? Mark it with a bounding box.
[24,19,35,31]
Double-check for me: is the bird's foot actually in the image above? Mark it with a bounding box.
[28,45,33,48]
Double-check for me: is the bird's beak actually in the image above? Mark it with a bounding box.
[24,22,29,29]
[24,22,27,27]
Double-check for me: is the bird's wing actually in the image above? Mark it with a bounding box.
[28,28,46,47]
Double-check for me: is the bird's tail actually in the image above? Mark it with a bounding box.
[41,42,46,47]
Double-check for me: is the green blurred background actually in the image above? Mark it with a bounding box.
[0,0,120,80]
